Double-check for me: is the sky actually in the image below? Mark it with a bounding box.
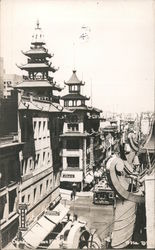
[0,0,154,113]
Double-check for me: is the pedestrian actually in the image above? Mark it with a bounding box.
[73,189,76,200]
[72,182,77,200]
[71,191,73,200]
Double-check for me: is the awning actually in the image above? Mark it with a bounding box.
[23,216,55,248]
[60,171,83,182]
[23,203,69,248]
[45,203,69,224]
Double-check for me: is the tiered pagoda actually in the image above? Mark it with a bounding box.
[17,20,61,102]
[60,70,104,191]
[61,70,89,108]
[11,21,71,248]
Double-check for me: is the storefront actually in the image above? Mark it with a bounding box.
[60,171,83,191]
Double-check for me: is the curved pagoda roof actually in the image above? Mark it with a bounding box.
[22,48,52,58]
[64,70,84,85]
[15,80,62,91]
[17,62,58,73]
[61,93,89,100]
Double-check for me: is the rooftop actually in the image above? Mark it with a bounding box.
[22,48,52,58]
[64,70,84,85]
[17,63,57,72]
[61,93,89,100]
[15,80,62,91]
[18,97,71,113]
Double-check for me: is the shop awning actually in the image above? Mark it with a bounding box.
[23,216,55,248]
[45,203,69,224]
[60,171,83,182]
[23,203,69,248]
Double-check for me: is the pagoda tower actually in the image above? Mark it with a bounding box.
[61,70,89,108]
[60,70,104,191]
[17,20,61,101]
[13,21,71,240]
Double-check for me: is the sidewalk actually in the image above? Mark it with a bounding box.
[60,188,93,207]
[60,188,93,199]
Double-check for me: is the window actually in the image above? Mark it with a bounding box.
[38,121,42,138]
[43,121,46,137]
[9,189,16,213]
[67,157,79,168]
[33,120,37,139]
[28,194,30,203]
[64,101,69,107]
[43,121,46,130]
[66,139,80,149]
[46,180,49,190]
[67,123,79,132]
[34,188,37,202]
[24,159,28,174]
[69,85,80,93]
[37,154,40,163]
[40,184,43,195]
[22,195,25,203]
[72,100,77,107]
[0,195,7,220]
[29,159,32,170]
[43,152,45,162]
[47,152,51,164]
[34,154,40,169]
[33,121,37,130]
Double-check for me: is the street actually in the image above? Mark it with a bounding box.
[61,191,114,243]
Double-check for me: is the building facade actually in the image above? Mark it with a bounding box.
[15,21,69,226]
[0,135,23,248]
[60,70,103,191]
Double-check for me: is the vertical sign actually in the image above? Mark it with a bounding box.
[19,204,27,231]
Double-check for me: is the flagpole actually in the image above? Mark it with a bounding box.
[73,42,76,70]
